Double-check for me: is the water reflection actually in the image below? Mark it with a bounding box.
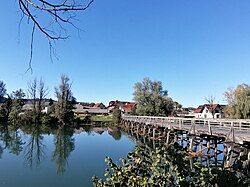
[0,124,136,187]
[52,127,75,174]
[0,125,125,174]
[0,126,23,158]
[123,129,250,175]
[108,127,121,140]
[24,124,45,168]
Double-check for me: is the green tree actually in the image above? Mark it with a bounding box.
[133,77,174,116]
[224,84,250,119]
[54,75,75,125]
[112,108,121,124]
[93,143,249,187]
[9,89,26,124]
[0,96,12,123]
[0,80,6,98]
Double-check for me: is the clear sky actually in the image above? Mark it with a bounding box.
[0,0,250,107]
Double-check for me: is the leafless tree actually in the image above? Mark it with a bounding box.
[28,78,37,113]
[18,0,94,72]
[205,95,216,118]
[28,78,48,119]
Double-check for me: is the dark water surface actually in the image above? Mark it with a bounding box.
[0,126,135,187]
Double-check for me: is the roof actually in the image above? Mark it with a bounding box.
[194,105,204,113]
[120,103,137,113]
[93,103,106,109]
[74,108,108,114]
[109,100,136,107]
[194,104,226,113]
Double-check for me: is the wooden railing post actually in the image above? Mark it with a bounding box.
[208,121,212,135]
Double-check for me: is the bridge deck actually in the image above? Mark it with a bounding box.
[122,115,250,145]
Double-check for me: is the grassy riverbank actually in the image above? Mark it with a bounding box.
[91,115,114,122]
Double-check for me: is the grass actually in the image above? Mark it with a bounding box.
[91,115,114,122]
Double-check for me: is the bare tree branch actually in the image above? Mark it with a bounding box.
[17,0,94,72]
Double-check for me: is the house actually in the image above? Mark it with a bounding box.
[119,103,137,114]
[73,103,108,116]
[194,104,226,119]
[93,103,106,109]
[22,98,54,114]
[107,100,136,114]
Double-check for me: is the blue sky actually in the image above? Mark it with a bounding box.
[0,0,250,107]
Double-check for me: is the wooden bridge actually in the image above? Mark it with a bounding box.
[120,115,250,168]
[121,115,250,145]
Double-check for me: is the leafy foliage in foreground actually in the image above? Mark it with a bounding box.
[93,143,249,187]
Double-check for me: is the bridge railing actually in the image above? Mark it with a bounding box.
[122,115,250,130]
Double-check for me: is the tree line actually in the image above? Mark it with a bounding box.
[1,76,249,126]
[0,74,75,126]
[132,77,250,119]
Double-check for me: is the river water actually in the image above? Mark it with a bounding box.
[0,125,248,187]
[0,126,135,187]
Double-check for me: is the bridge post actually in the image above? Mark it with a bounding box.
[148,128,151,136]
[189,137,194,151]
[153,128,156,139]
[136,123,139,133]
[143,125,146,135]
[226,127,235,142]
[208,121,212,135]
[153,139,156,149]
[165,131,170,145]
[248,151,250,163]
[198,138,203,154]
[207,141,210,154]
[214,139,218,157]
[179,119,182,129]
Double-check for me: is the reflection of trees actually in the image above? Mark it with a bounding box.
[24,124,45,168]
[0,126,23,158]
[52,127,75,175]
[108,127,121,140]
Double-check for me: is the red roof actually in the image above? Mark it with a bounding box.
[194,104,221,113]
[121,103,137,113]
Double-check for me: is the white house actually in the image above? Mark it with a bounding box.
[194,104,226,119]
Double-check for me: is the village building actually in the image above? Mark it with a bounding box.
[21,99,54,114]
[194,104,226,119]
[107,100,136,114]
[73,103,108,116]
[93,103,106,109]
[119,103,137,114]
[176,107,196,118]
